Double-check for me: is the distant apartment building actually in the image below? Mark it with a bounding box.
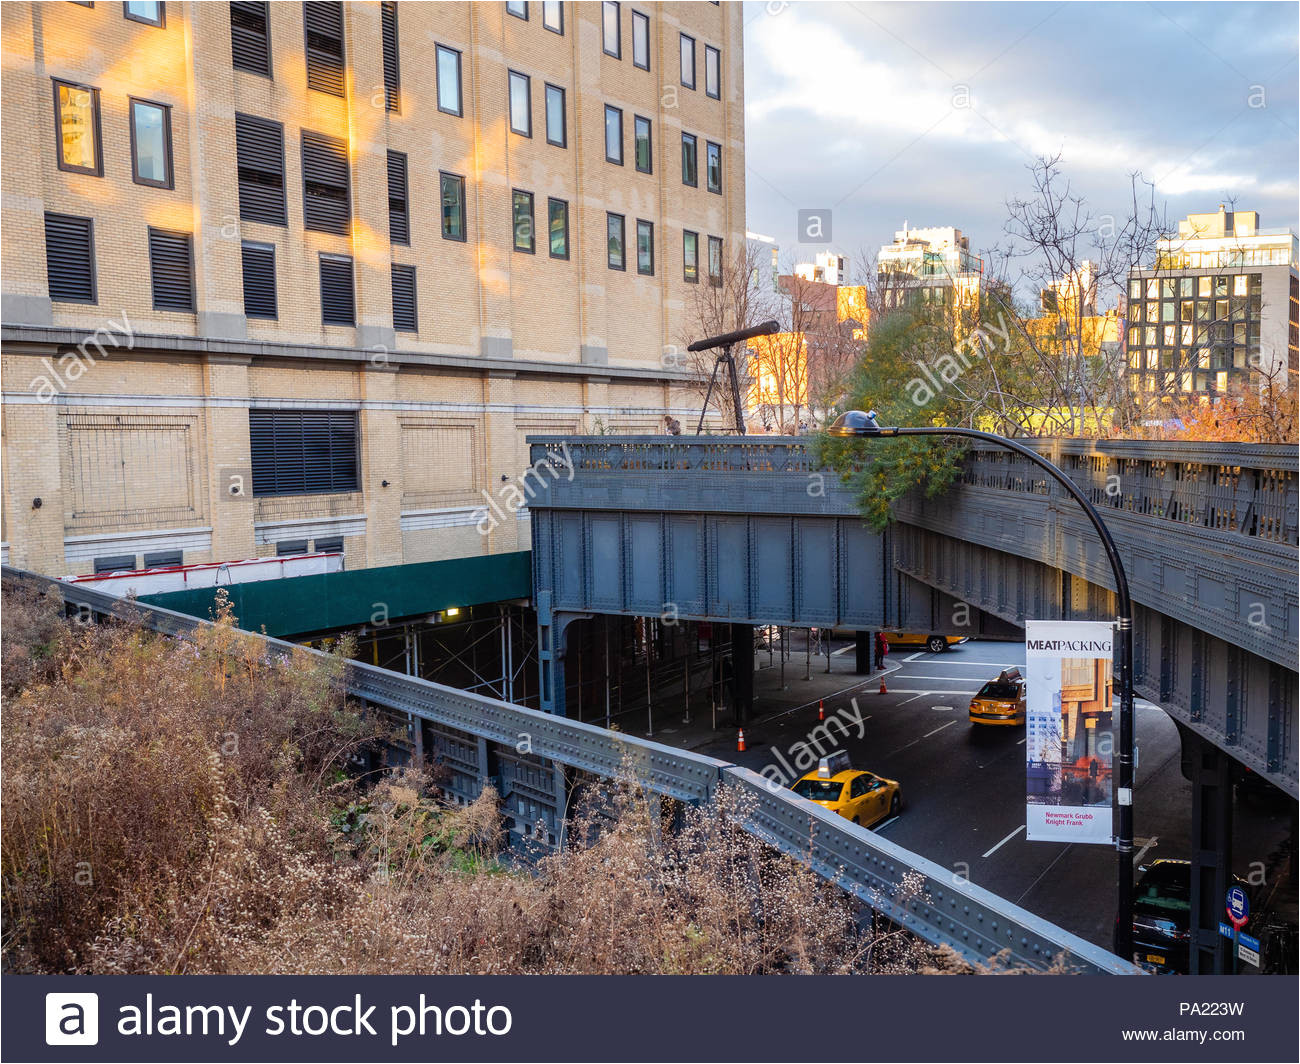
[1030,259,1121,363]
[744,267,867,431]
[793,250,848,287]
[0,1,746,580]
[877,224,986,310]
[1124,207,1298,396]
[745,230,780,298]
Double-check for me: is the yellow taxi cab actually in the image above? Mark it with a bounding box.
[969,667,1026,726]
[889,632,969,654]
[791,753,902,827]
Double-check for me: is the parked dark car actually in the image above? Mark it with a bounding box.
[1133,859,1250,974]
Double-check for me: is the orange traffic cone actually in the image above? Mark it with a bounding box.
[879,675,888,695]
[737,728,747,752]
[818,699,825,721]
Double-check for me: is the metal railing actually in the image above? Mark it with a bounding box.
[3,564,1137,975]
[535,435,1298,546]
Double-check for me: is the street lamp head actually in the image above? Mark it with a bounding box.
[828,409,882,437]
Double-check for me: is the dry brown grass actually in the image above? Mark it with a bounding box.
[2,582,992,975]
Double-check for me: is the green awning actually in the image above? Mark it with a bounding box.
[139,550,531,638]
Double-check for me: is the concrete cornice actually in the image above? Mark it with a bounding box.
[0,324,697,386]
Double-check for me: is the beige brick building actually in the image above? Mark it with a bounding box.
[1,0,744,578]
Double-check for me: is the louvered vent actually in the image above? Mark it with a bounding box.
[148,228,195,311]
[235,113,286,225]
[44,212,96,303]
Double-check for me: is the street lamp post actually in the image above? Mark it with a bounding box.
[828,409,1136,961]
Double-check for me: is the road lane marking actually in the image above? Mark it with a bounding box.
[922,721,956,738]
[932,705,954,711]
[889,688,980,695]
[873,815,900,832]
[905,660,1019,668]
[899,691,930,704]
[831,644,853,655]
[894,673,995,681]
[1132,836,1159,866]
[1015,738,1026,745]
[902,652,925,661]
[982,824,1025,858]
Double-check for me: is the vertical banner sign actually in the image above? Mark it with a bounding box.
[1025,620,1115,844]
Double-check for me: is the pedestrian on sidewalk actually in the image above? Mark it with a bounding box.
[874,631,889,671]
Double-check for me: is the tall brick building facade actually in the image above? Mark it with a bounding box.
[1,1,744,578]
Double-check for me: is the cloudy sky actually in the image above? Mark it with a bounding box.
[741,0,1299,283]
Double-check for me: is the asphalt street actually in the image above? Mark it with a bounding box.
[688,638,1295,950]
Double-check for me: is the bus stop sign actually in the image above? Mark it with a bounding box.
[1225,885,1249,930]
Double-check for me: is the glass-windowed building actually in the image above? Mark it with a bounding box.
[1124,208,1298,397]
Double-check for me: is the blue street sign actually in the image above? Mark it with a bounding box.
[1225,885,1249,928]
[1239,932,1260,952]
[1219,922,1234,939]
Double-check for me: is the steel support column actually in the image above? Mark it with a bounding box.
[855,630,871,674]
[731,623,754,723]
[1186,728,1234,974]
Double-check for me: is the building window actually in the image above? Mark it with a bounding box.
[679,33,695,88]
[607,213,625,270]
[708,235,723,286]
[631,9,649,69]
[240,241,277,319]
[681,132,697,186]
[52,79,102,176]
[235,113,286,225]
[313,537,343,555]
[705,44,720,98]
[506,0,527,19]
[545,83,566,146]
[513,190,535,252]
[682,230,698,283]
[148,227,195,311]
[44,212,97,304]
[230,1,271,76]
[301,130,350,235]
[303,0,345,96]
[318,254,355,325]
[441,172,466,240]
[386,150,409,244]
[276,540,309,557]
[636,219,653,275]
[634,114,651,173]
[129,98,172,188]
[380,0,400,111]
[143,551,182,568]
[95,555,138,574]
[604,105,623,164]
[602,1,620,56]
[706,140,721,193]
[548,198,569,259]
[436,45,462,116]
[542,0,562,32]
[509,70,531,136]
[391,263,417,332]
[123,1,164,26]
[249,409,359,496]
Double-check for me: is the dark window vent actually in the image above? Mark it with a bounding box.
[230,1,271,76]
[249,408,359,496]
[235,113,286,224]
[44,212,96,303]
[301,130,351,234]
[240,242,277,319]
[148,228,195,311]
[391,263,417,332]
[304,0,345,96]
